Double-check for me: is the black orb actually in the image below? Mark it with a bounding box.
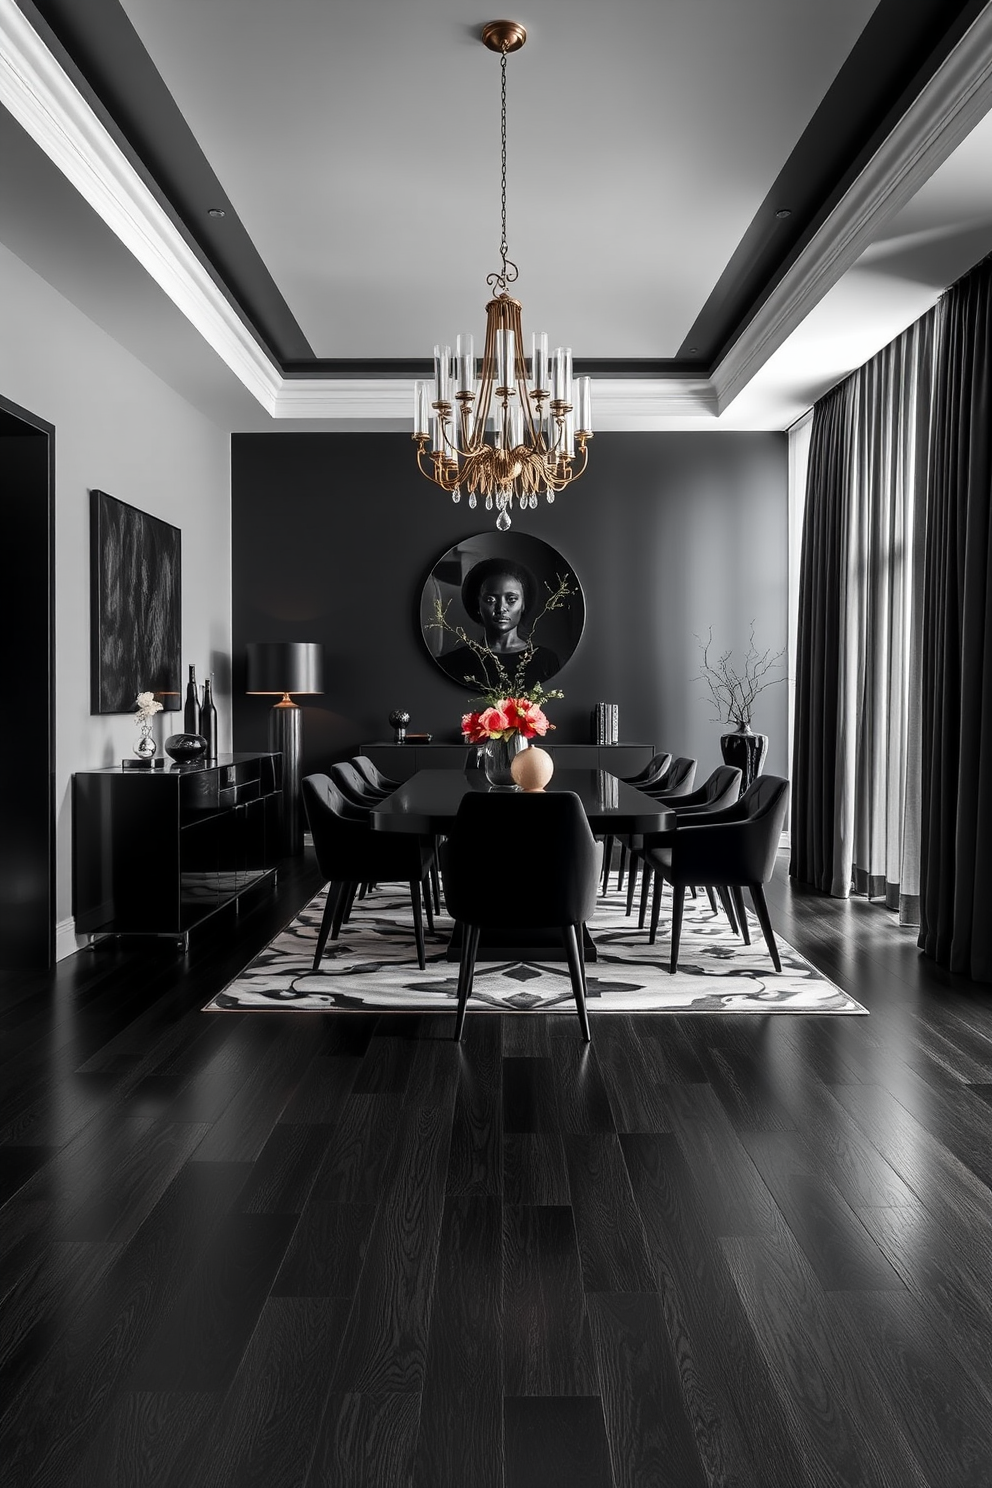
[164,732,208,765]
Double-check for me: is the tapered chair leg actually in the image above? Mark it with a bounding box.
[430,855,441,916]
[409,879,427,970]
[332,882,357,939]
[639,865,653,930]
[453,923,481,1040]
[669,883,686,974]
[705,885,718,913]
[562,923,592,1042]
[601,835,614,894]
[749,883,782,972]
[731,886,751,944]
[716,885,739,936]
[649,875,665,945]
[313,882,342,970]
[625,855,640,916]
[616,842,628,893]
[422,874,435,934]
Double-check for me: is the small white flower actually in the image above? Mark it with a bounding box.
[134,690,164,722]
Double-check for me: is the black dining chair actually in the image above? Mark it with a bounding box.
[600,752,672,892]
[628,764,742,919]
[302,774,436,971]
[642,775,791,973]
[330,760,441,913]
[613,756,697,894]
[351,756,400,793]
[440,790,602,1042]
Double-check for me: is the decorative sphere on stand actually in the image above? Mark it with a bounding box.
[388,709,411,743]
[510,746,555,792]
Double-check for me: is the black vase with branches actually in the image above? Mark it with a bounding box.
[696,625,786,792]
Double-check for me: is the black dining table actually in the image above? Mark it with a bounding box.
[371,768,675,961]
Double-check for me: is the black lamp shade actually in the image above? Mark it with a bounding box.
[246,641,324,695]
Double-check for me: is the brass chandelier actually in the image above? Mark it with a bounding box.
[412,20,592,531]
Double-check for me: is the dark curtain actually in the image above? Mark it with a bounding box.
[791,382,854,893]
[919,256,992,982]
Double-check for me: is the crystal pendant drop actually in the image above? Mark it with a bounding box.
[485,493,493,510]
[496,506,512,531]
[468,492,477,509]
[546,490,555,504]
[529,493,538,509]
[451,489,461,503]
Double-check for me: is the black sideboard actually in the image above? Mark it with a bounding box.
[360,741,656,782]
[73,753,282,949]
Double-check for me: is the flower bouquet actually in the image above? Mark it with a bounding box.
[133,689,164,761]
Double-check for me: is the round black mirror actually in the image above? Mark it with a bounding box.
[420,533,585,692]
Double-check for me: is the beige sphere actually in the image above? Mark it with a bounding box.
[510,745,555,792]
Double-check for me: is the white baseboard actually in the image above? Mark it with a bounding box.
[55,916,84,961]
[779,830,791,851]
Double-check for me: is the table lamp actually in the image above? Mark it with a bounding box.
[246,641,324,855]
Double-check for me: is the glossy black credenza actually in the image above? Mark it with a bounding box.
[360,740,656,782]
[72,753,282,948]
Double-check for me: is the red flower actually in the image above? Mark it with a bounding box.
[504,697,553,738]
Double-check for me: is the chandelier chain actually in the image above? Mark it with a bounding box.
[488,47,518,293]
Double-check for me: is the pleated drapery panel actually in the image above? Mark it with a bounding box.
[919,256,992,982]
[791,313,935,919]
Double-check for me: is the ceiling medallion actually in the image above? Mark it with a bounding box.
[412,21,592,530]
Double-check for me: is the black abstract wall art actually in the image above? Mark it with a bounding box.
[90,489,181,714]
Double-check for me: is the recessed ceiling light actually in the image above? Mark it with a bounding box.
[207,208,226,218]
[687,347,698,354]
[775,208,792,219]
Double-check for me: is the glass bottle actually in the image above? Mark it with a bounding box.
[200,676,218,760]
[183,664,200,735]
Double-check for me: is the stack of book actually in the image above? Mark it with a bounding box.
[592,703,619,745]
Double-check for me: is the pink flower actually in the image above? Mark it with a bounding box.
[504,697,552,738]
[477,704,511,738]
[461,710,486,743]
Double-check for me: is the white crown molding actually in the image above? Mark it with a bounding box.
[0,0,282,412]
[5,0,990,427]
[712,2,992,414]
[271,376,719,423]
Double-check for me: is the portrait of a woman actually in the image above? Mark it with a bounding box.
[420,533,585,691]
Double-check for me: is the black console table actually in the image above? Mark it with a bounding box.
[360,741,656,782]
[73,753,282,949]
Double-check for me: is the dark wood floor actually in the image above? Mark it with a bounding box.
[3,854,992,1487]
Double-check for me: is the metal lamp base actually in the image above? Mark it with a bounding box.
[268,699,303,855]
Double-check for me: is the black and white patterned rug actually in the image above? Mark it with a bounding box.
[204,884,867,1016]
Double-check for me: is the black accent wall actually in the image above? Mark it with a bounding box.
[232,431,788,781]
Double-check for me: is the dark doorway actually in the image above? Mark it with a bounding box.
[0,396,55,968]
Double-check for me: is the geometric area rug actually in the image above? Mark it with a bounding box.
[204,883,867,1016]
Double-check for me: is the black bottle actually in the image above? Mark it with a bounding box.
[200,676,218,759]
[183,664,200,735]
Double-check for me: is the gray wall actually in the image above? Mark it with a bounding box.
[0,241,233,952]
[232,430,788,779]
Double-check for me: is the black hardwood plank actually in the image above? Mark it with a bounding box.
[270,1200,376,1298]
[276,1053,363,1124]
[412,1196,503,1488]
[56,1121,211,1244]
[308,1092,404,1203]
[445,1015,503,1195]
[504,1396,615,1488]
[720,1225,929,1487]
[659,1081,782,1237]
[0,1239,119,1410]
[232,1121,333,1214]
[180,1297,350,1488]
[0,1160,250,1486]
[503,1056,559,1133]
[0,1143,56,1204]
[551,1043,618,1134]
[826,1288,992,1486]
[502,1204,599,1396]
[502,1133,571,1205]
[740,1130,904,1292]
[563,1135,656,1293]
[620,1132,807,1488]
[330,1099,453,1392]
[127,1210,297,1392]
[189,1023,322,1163]
[589,1019,677,1133]
[65,1390,217,1488]
[306,1392,420,1488]
[585,1291,708,1488]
